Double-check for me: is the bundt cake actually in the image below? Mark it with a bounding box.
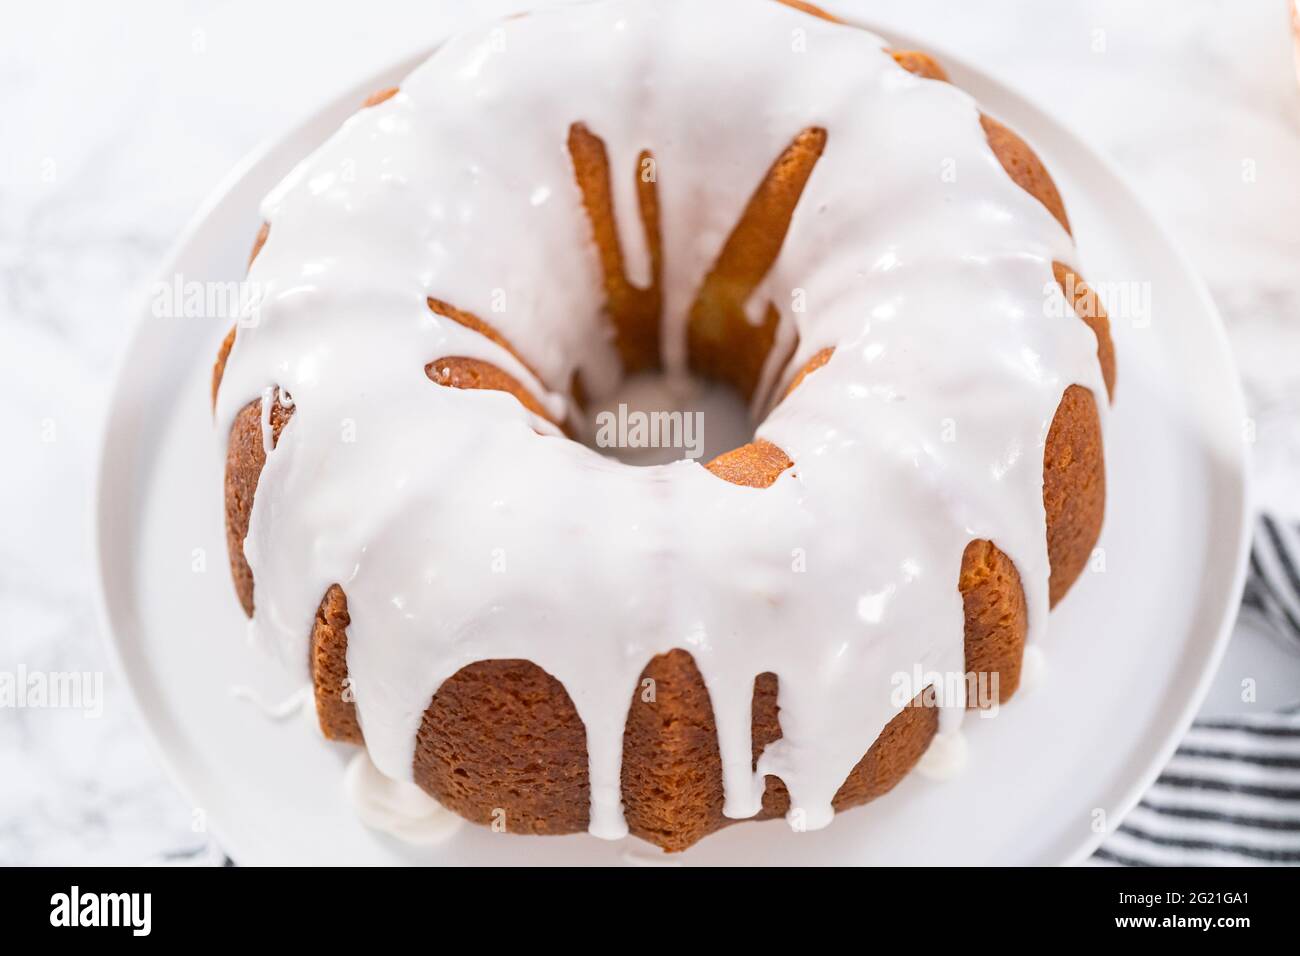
[211,0,1115,853]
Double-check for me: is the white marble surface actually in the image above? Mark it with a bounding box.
[1,0,1298,865]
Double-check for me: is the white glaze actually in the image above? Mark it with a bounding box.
[915,729,970,781]
[1019,643,1048,693]
[228,682,312,721]
[215,0,1107,841]
[343,751,464,845]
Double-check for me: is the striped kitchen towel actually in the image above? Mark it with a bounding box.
[1095,514,1300,866]
[1243,513,1300,648]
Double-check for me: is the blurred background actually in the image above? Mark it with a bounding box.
[2,0,1298,864]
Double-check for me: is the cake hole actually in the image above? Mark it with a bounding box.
[576,371,754,467]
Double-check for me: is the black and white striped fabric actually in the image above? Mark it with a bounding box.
[1095,514,1300,867]
[1243,513,1300,649]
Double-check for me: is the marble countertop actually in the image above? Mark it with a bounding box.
[2,0,1298,865]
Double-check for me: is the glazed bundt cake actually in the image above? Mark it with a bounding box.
[212,0,1115,852]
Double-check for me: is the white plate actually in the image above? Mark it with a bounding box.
[94,18,1251,866]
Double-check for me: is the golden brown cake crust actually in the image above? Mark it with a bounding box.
[980,114,1071,235]
[311,585,362,744]
[567,123,663,374]
[426,356,563,430]
[223,395,291,618]
[426,296,545,384]
[1054,261,1117,401]
[687,126,827,400]
[1044,384,1105,606]
[215,26,1115,851]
